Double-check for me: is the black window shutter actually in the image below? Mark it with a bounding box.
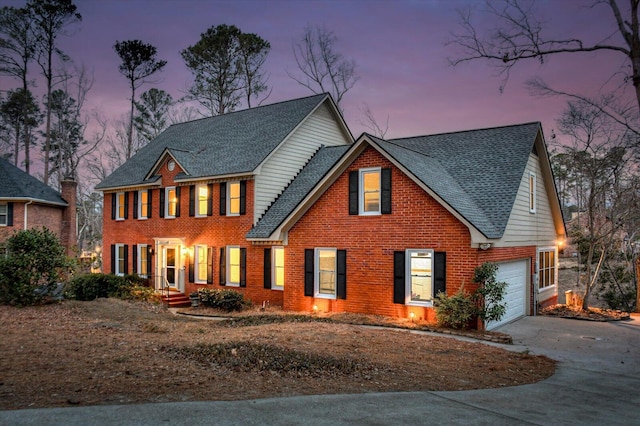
[189,185,195,217]
[110,245,116,274]
[7,202,13,226]
[337,249,347,299]
[304,249,314,297]
[123,192,129,219]
[123,245,129,274]
[381,168,392,214]
[393,251,405,304]
[433,252,447,298]
[207,247,214,284]
[219,247,226,286]
[349,171,358,215]
[239,181,246,215]
[240,248,247,287]
[159,189,165,218]
[207,184,213,216]
[132,245,138,274]
[111,193,116,220]
[175,187,181,217]
[188,249,194,283]
[147,190,152,218]
[264,248,272,289]
[133,191,138,219]
[219,182,227,215]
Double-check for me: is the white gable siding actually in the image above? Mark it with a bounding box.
[253,103,350,223]
[500,153,557,247]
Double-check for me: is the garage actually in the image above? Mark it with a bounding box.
[485,260,528,330]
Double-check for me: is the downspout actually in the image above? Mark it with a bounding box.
[24,200,33,230]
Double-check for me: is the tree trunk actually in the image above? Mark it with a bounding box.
[636,257,640,313]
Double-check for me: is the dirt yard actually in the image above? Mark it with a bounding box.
[0,299,554,410]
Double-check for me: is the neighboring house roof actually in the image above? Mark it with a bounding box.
[0,157,68,206]
[96,93,342,190]
[250,122,546,241]
[247,145,350,239]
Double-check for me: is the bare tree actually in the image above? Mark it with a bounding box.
[289,25,358,111]
[360,103,389,138]
[448,0,640,133]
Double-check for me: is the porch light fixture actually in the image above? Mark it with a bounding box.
[479,243,492,250]
[409,312,415,322]
[312,305,318,313]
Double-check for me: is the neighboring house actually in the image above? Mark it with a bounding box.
[0,157,77,255]
[98,94,565,329]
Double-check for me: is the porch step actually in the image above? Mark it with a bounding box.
[161,292,191,308]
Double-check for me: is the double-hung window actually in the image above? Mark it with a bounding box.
[538,247,557,290]
[137,244,149,278]
[195,245,208,283]
[116,192,126,220]
[316,248,337,297]
[272,247,285,290]
[304,248,346,300]
[228,182,241,216]
[0,204,7,226]
[166,187,178,218]
[360,168,381,214]
[406,249,433,304]
[227,246,241,286]
[114,243,126,276]
[138,190,150,219]
[196,184,208,217]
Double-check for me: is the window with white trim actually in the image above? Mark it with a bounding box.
[195,245,208,283]
[137,244,149,278]
[406,249,434,305]
[529,172,536,213]
[315,248,337,298]
[116,192,126,220]
[115,243,126,276]
[138,190,149,219]
[0,204,7,226]
[538,247,557,290]
[360,168,381,215]
[272,246,285,290]
[196,184,208,217]
[227,181,240,215]
[227,246,241,286]
[165,187,177,218]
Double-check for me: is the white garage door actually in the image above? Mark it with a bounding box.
[485,260,527,331]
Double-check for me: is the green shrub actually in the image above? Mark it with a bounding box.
[434,288,476,329]
[197,288,251,311]
[0,227,73,306]
[66,273,150,301]
[473,262,507,323]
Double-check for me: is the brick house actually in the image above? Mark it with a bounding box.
[0,157,77,255]
[98,94,565,329]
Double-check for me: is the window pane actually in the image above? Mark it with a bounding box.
[140,191,148,218]
[0,204,6,225]
[117,245,125,274]
[167,188,177,216]
[274,247,284,287]
[118,193,125,218]
[318,249,336,294]
[410,251,432,302]
[362,171,380,213]
[229,247,240,284]
[197,186,208,215]
[228,182,240,214]
[197,246,207,281]
[139,246,148,276]
[166,248,175,267]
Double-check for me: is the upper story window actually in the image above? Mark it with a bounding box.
[197,184,208,217]
[529,172,536,214]
[116,192,126,220]
[0,203,8,226]
[166,187,177,218]
[349,168,391,215]
[220,181,246,216]
[137,190,150,219]
[538,248,557,290]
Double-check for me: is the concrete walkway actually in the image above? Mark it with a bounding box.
[1,316,639,425]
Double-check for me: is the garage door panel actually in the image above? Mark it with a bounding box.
[486,260,527,331]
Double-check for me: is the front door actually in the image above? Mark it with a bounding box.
[155,239,186,293]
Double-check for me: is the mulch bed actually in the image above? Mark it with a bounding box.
[540,304,631,321]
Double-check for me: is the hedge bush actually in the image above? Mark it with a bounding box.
[65,273,151,301]
[434,288,476,329]
[197,288,250,311]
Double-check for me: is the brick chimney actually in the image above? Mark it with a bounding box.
[60,179,78,256]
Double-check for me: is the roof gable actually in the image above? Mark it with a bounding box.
[96,94,336,190]
[0,158,67,205]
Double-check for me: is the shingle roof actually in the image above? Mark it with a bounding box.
[374,122,541,238]
[96,93,331,190]
[246,145,350,239]
[0,157,68,205]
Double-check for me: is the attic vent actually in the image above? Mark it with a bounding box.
[531,143,538,156]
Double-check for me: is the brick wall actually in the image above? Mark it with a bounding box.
[102,159,283,306]
[284,146,539,322]
[0,202,65,244]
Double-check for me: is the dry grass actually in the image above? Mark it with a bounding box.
[0,299,555,410]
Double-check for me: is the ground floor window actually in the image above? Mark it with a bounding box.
[220,246,245,287]
[407,249,434,304]
[137,244,149,278]
[114,244,127,276]
[538,247,557,290]
[195,245,207,283]
[272,246,284,290]
[316,248,336,297]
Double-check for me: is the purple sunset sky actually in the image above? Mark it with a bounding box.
[1,0,627,149]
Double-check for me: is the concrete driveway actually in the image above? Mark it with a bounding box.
[1,315,639,425]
